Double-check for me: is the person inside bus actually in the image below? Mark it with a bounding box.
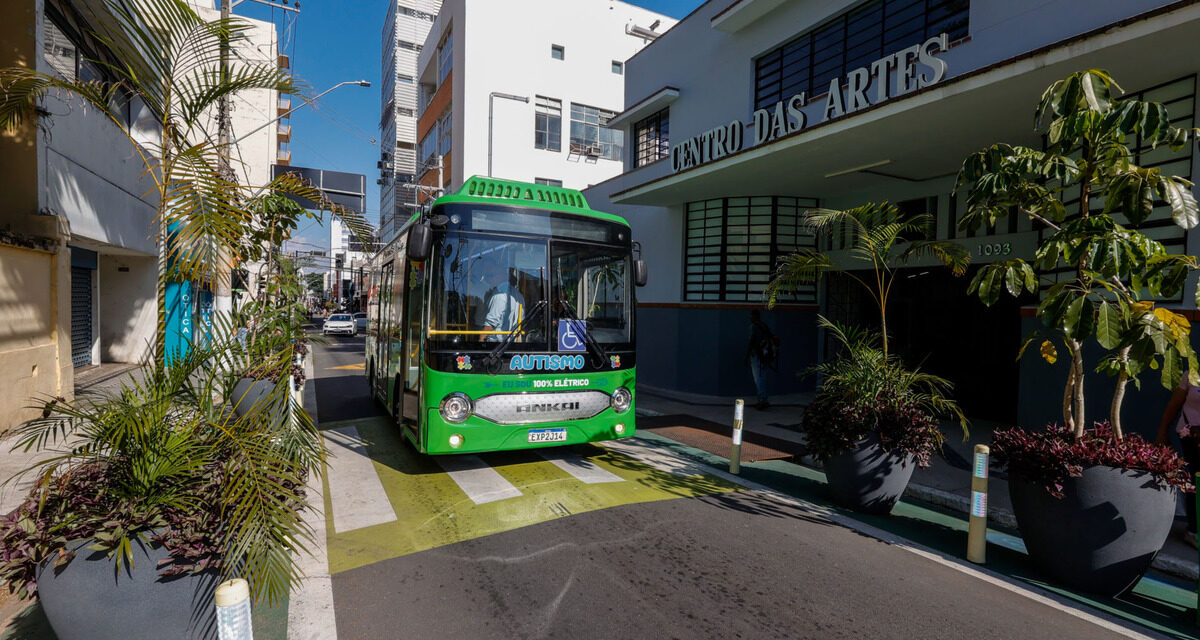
[480,261,524,342]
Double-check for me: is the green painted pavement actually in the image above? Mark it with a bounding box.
[322,416,741,575]
[632,431,1200,640]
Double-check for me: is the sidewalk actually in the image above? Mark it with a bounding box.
[636,388,1200,584]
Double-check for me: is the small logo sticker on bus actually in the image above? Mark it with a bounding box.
[509,354,586,371]
[456,355,472,371]
[610,355,621,369]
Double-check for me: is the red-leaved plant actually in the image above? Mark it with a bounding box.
[991,423,1193,498]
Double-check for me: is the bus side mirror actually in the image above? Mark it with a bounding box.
[634,259,648,287]
[408,223,433,262]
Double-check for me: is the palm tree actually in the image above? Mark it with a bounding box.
[765,202,970,357]
[0,0,368,604]
[0,0,365,363]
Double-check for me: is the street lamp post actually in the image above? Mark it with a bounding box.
[230,79,371,147]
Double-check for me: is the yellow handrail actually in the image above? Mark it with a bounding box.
[427,329,520,336]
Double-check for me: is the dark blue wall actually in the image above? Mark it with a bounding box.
[1016,317,1175,441]
[636,306,819,397]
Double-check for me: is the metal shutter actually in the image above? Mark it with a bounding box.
[70,267,93,367]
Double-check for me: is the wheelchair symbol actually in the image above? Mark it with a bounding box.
[558,320,586,352]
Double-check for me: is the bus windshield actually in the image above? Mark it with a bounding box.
[430,232,549,348]
[551,241,630,344]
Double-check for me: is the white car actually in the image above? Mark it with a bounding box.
[323,314,356,336]
[353,312,367,332]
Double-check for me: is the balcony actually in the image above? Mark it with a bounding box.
[277,124,291,142]
[277,96,291,115]
[277,54,290,70]
[277,149,291,165]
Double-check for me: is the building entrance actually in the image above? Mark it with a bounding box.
[825,266,1026,423]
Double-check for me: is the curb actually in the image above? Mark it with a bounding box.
[286,346,339,640]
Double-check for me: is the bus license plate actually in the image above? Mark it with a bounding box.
[528,428,567,443]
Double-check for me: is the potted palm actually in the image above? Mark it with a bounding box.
[956,69,1198,595]
[767,203,968,513]
[0,332,320,640]
[0,0,366,634]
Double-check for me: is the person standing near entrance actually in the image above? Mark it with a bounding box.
[745,310,777,410]
[481,262,524,342]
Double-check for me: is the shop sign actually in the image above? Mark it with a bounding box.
[670,33,950,173]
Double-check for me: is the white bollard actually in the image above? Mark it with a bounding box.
[215,578,254,640]
[730,399,745,475]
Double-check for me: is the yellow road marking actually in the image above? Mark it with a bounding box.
[327,362,365,371]
[321,416,740,574]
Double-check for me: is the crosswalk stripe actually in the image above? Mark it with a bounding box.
[324,426,398,533]
[436,455,523,504]
[539,450,624,484]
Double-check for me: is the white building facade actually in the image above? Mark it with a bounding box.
[378,0,441,244]
[408,0,675,219]
[583,0,1200,435]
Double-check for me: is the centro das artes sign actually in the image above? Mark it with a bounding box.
[670,33,950,173]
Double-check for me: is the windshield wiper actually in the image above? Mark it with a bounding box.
[483,299,548,370]
[555,296,611,366]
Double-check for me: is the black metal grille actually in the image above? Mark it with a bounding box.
[754,0,969,111]
[684,197,819,303]
[632,108,669,168]
[70,266,92,367]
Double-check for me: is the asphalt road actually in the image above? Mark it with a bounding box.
[310,331,1131,640]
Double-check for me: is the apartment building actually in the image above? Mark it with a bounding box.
[0,0,287,429]
[408,0,675,223]
[378,0,442,245]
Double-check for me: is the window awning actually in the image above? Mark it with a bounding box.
[607,86,680,130]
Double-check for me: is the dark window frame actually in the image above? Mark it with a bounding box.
[683,196,819,303]
[632,108,669,168]
[753,0,969,111]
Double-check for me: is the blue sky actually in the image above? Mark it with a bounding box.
[229,0,702,253]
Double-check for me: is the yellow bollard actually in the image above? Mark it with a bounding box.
[730,399,744,475]
[967,444,990,564]
[215,578,253,640]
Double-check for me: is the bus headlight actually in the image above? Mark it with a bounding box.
[611,387,632,413]
[448,433,464,449]
[440,393,472,423]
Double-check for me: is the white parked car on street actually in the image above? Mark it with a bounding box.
[353,312,367,332]
[323,313,356,336]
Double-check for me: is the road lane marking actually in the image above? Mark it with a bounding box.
[539,449,624,484]
[436,455,523,504]
[321,417,741,575]
[324,426,398,533]
[326,363,365,371]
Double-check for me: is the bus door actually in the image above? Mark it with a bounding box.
[373,261,394,399]
[401,259,424,433]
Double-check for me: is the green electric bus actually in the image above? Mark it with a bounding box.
[365,176,646,454]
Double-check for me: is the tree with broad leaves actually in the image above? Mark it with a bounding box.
[956,69,1200,439]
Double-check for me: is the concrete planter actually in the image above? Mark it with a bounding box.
[232,377,275,418]
[36,537,219,640]
[824,433,917,515]
[1009,464,1175,596]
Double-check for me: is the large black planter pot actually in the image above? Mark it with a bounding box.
[36,537,220,640]
[1009,465,1175,597]
[824,433,917,515]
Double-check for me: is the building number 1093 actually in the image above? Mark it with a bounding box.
[977,242,1012,257]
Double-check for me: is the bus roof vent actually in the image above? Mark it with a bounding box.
[458,176,590,210]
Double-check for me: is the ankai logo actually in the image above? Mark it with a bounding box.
[515,401,581,414]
